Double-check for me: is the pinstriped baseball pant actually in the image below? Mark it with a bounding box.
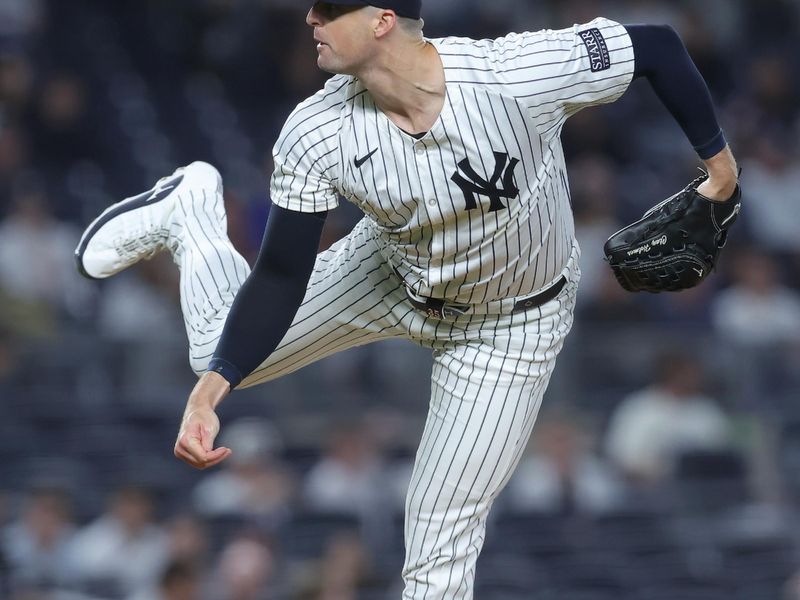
[178,215,578,600]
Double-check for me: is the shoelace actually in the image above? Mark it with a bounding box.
[118,168,189,256]
[114,226,171,260]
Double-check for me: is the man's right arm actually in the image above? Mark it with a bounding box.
[175,75,345,469]
[624,24,738,200]
[207,205,328,387]
[174,205,327,469]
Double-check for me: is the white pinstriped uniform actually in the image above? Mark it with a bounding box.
[176,18,634,600]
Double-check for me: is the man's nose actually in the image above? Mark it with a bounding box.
[306,6,322,27]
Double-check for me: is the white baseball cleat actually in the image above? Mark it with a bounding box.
[75,161,223,279]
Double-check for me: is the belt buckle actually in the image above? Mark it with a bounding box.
[423,297,446,320]
[421,297,469,320]
[426,306,443,319]
[405,284,470,320]
[441,304,469,319]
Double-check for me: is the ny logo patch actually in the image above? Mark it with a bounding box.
[450,152,520,212]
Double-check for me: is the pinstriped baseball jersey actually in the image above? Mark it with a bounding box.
[74,11,721,600]
[271,17,633,305]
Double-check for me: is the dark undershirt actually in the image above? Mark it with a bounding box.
[207,23,727,389]
[207,206,327,387]
[625,24,726,158]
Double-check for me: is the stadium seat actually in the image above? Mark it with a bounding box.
[672,449,750,513]
[281,510,361,560]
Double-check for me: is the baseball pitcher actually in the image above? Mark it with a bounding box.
[75,1,740,598]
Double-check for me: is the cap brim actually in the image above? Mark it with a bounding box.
[311,0,369,6]
[310,1,419,20]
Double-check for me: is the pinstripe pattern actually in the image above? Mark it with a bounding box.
[173,187,251,374]
[400,283,576,600]
[239,219,409,387]
[271,18,633,307]
[177,203,579,599]
[168,16,633,600]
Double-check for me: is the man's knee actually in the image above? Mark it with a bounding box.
[189,354,210,378]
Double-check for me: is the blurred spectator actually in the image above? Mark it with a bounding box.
[165,514,211,569]
[0,125,29,201]
[207,531,279,600]
[128,560,201,600]
[740,133,800,253]
[358,407,422,512]
[1,487,75,594]
[0,55,35,121]
[650,279,716,329]
[577,267,650,323]
[67,486,169,597]
[505,413,627,514]
[711,248,800,406]
[97,258,182,344]
[158,561,200,600]
[605,352,732,484]
[741,0,800,47]
[0,548,8,600]
[744,51,799,127]
[678,5,738,100]
[786,569,800,600]
[0,327,19,391]
[599,0,685,27]
[29,72,97,172]
[0,175,90,323]
[294,531,376,600]
[711,249,800,348]
[303,422,389,519]
[192,418,295,523]
[0,0,44,41]
[127,518,210,600]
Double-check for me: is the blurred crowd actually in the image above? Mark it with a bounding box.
[1,0,800,599]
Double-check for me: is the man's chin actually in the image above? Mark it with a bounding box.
[317,59,350,76]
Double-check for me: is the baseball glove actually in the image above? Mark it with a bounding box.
[603,172,742,293]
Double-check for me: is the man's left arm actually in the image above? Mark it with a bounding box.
[625,24,738,201]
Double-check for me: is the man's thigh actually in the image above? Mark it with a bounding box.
[238,220,410,388]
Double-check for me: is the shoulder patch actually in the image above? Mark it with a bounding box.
[579,28,611,72]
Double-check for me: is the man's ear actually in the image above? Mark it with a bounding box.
[373,9,398,39]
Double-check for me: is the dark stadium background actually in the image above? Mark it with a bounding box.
[1,1,799,599]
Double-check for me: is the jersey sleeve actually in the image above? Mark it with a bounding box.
[270,77,348,213]
[494,17,635,131]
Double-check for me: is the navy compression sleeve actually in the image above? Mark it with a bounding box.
[625,24,726,159]
[207,206,327,388]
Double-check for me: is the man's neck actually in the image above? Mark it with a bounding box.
[357,40,446,135]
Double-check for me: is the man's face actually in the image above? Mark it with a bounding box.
[307,2,376,75]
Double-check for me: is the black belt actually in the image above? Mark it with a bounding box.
[403,276,568,320]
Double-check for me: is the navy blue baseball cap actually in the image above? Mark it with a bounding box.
[314,0,422,20]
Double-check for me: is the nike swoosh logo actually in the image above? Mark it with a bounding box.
[720,202,741,228]
[119,174,184,207]
[354,148,378,168]
[147,183,178,203]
